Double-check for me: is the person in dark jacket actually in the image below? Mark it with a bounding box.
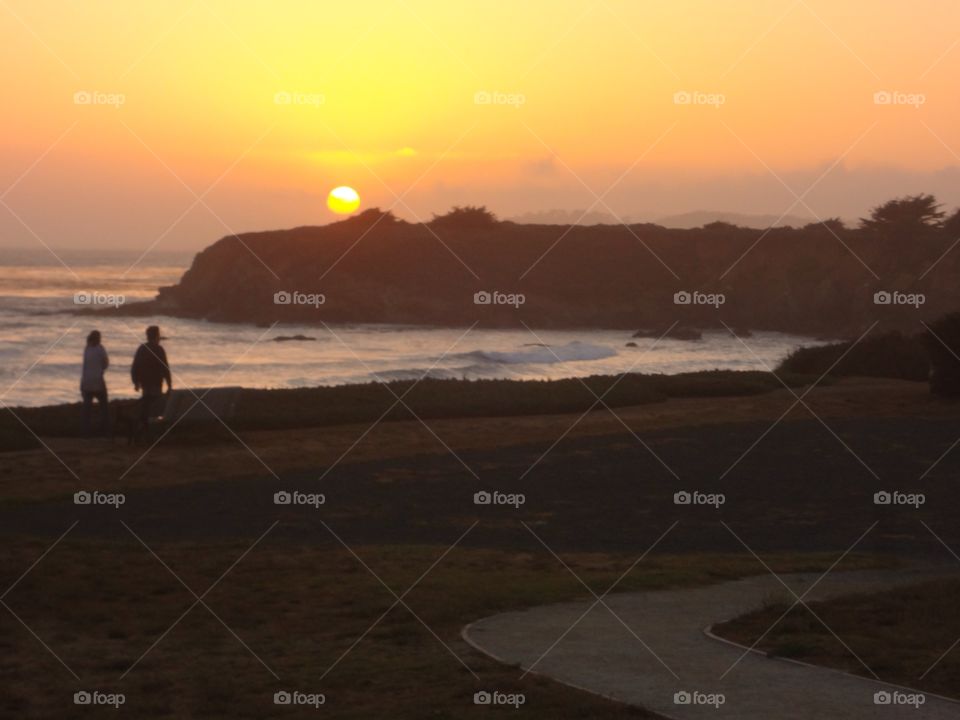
[131,325,172,428]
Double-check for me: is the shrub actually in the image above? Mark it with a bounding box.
[0,370,818,449]
[428,205,497,229]
[776,332,928,381]
[923,313,960,396]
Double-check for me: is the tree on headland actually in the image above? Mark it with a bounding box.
[702,221,739,231]
[429,205,498,229]
[347,208,400,225]
[807,218,846,234]
[859,194,945,237]
[943,208,960,239]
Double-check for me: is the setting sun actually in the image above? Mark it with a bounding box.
[327,186,361,215]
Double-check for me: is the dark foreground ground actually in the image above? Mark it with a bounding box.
[3,415,959,553]
[1,378,959,717]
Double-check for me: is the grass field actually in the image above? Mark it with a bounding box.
[712,577,960,699]
[1,539,887,719]
[0,370,820,452]
[2,376,959,717]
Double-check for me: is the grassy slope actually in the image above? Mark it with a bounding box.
[712,578,960,698]
[0,370,820,451]
[0,541,886,719]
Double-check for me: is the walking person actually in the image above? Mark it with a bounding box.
[131,325,172,434]
[80,330,110,436]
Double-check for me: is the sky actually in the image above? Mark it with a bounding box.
[1,0,959,252]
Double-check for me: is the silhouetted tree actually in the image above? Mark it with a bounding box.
[348,207,399,224]
[942,208,960,239]
[429,205,497,229]
[924,312,960,397]
[859,194,945,237]
[815,218,846,233]
[336,208,400,234]
[702,221,739,231]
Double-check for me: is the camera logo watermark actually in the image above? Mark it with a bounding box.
[74,490,125,509]
[673,90,725,108]
[73,90,125,108]
[474,90,525,108]
[274,490,326,508]
[873,91,925,108]
[674,290,724,308]
[74,691,125,708]
[873,491,925,509]
[674,490,725,509]
[473,690,525,708]
[74,291,125,308]
[474,490,526,509]
[274,690,326,708]
[473,290,525,308]
[874,690,925,708]
[873,291,924,308]
[274,90,325,107]
[674,690,725,708]
[273,291,325,308]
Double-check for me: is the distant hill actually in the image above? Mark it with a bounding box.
[654,210,815,229]
[509,208,824,229]
[116,208,959,337]
[508,209,633,225]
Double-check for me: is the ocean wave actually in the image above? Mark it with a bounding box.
[457,341,617,365]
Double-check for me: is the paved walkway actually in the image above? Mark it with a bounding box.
[463,569,960,719]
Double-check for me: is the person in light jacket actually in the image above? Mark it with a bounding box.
[80,330,109,436]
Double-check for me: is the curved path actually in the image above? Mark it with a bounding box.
[463,569,960,719]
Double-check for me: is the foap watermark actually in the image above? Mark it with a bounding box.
[274,490,325,508]
[474,490,525,509]
[74,490,125,509]
[674,290,725,308]
[874,490,925,509]
[74,690,125,708]
[274,690,326,708]
[274,90,325,107]
[74,291,125,308]
[674,490,725,509]
[874,690,925,708]
[474,90,525,108]
[873,290,924,308]
[674,690,725,708]
[73,90,125,108]
[873,90,925,108]
[474,290,525,308]
[274,290,325,308]
[673,90,725,108]
[473,690,525,708]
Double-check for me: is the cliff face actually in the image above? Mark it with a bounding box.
[133,213,959,336]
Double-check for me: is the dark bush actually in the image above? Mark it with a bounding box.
[924,313,960,397]
[0,370,818,450]
[776,332,928,381]
[428,205,497,229]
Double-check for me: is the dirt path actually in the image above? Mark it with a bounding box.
[464,569,960,719]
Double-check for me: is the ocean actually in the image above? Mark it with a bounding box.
[0,249,827,408]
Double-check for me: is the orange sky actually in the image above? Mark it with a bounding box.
[2,0,960,251]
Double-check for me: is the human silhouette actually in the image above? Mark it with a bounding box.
[131,325,172,431]
[80,330,109,436]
